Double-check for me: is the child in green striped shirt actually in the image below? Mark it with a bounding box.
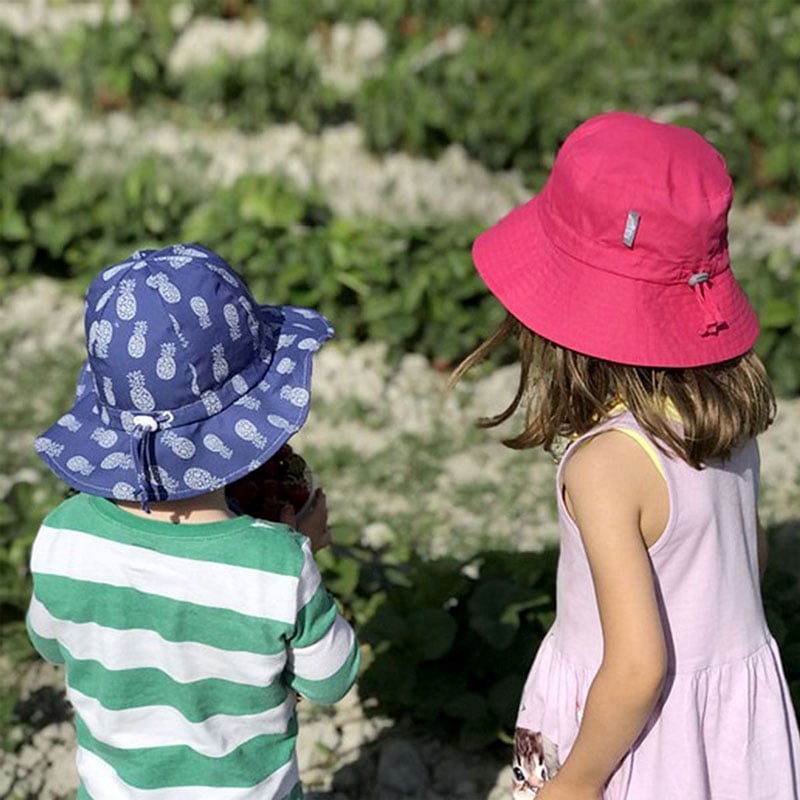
[28,244,360,799]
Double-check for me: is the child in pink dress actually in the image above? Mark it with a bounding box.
[452,112,800,799]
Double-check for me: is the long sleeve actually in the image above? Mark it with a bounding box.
[26,575,65,665]
[285,542,360,704]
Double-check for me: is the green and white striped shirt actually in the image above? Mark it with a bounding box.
[26,493,360,799]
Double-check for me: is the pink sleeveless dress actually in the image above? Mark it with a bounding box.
[515,411,800,798]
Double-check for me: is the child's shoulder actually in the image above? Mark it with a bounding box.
[562,428,664,504]
[41,491,95,528]
[243,516,310,552]
[565,427,651,476]
[215,516,313,578]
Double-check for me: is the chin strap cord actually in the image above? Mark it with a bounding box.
[688,272,725,336]
[129,412,173,513]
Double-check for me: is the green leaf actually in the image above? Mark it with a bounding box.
[407,607,457,661]
[322,554,360,597]
[360,605,408,646]
[760,297,797,329]
[467,578,522,649]
[443,691,488,720]
[459,715,501,750]
[488,674,526,728]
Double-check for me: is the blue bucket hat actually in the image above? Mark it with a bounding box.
[35,244,333,507]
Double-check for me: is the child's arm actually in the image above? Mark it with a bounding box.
[285,540,360,704]
[537,431,668,800]
[280,489,331,552]
[26,590,66,666]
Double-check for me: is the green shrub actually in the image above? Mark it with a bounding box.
[345,546,558,748]
[0,143,504,364]
[184,177,501,361]
[0,143,207,288]
[58,9,175,111]
[5,1,800,200]
[356,0,800,203]
[319,529,800,746]
[174,29,350,131]
[0,26,60,99]
[2,140,799,385]
[737,248,800,396]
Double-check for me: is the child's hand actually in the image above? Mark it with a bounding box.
[280,488,331,552]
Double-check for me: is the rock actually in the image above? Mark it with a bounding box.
[374,739,430,797]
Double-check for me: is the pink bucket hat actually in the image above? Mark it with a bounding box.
[472,111,759,367]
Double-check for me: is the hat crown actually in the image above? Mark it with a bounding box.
[542,112,733,282]
[84,245,270,416]
[470,112,760,368]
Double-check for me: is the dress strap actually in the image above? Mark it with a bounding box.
[612,428,666,479]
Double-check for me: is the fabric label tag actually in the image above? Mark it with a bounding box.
[623,210,640,248]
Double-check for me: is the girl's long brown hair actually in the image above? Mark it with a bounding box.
[450,314,775,467]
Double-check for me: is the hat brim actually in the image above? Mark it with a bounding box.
[472,197,760,368]
[36,305,332,501]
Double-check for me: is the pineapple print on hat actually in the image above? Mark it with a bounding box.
[190,296,213,329]
[184,467,224,492]
[146,273,182,304]
[67,456,95,476]
[147,465,180,493]
[267,414,299,434]
[120,410,136,434]
[204,261,239,287]
[169,314,190,349]
[201,391,222,416]
[156,254,192,269]
[111,482,137,500]
[203,434,233,460]
[188,363,201,396]
[172,244,208,259]
[128,321,148,359]
[157,343,177,380]
[90,427,118,449]
[35,437,64,458]
[102,377,116,406]
[101,452,134,470]
[128,371,156,412]
[235,395,261,411]
[161,430,196,459]
[57,414,82,432]
[234,419,268,449]
[95,286,116,312]
[211,344,229,384]
[238,296,260,346]
[280,386,310,408]
[88,320,114,358]
[224,304,242,340]
[116,278,137,320]
[102,263,132,282]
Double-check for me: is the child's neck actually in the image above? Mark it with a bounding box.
[115,488,236,524]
